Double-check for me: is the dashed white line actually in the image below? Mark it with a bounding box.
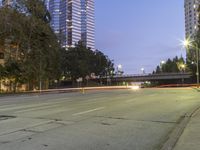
[126,98,138,103]
[15,104,61,113]
[72,107,105,116]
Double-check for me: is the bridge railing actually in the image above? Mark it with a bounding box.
[114,72,192,78]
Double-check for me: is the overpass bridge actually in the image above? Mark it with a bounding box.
[100,73,192,83]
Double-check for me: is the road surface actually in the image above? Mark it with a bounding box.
[0,88,199,150]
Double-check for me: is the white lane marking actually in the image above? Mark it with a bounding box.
[148,94,157,97]
[0,96,71,102]
[126,98,138,103]
[15,104,61,113]
[72,107,105,116]
[0,96,41,101]
[126,94,158,103]
[0,120,53,136]
[0,104,18,109]
[0,98,72,112]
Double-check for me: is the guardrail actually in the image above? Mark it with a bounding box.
[99,73,192,82]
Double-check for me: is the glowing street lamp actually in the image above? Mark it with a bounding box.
[161,60,165,65]
[141,68,145,74]
[182,38,199,88]
[160,61,165,72]
[117,64,123,76]
[118,64,122,70]
[180,64,186,70]
[180,64,186,84]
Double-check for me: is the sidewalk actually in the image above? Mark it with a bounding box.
[174,109,200,150]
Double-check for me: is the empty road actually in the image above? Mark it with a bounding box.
[0,88,199,150]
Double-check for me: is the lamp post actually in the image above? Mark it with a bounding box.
[180,64,186,85]
[39,49,42,93]
[160,61,165,73]
[141,68,145,74]
[117,64,122,76]
[183,38,199,88]
[195,43,199,88]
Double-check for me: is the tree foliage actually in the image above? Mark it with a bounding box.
[0,0,61,91]
[61,41,114,80]
[0,1,115,91]
[153,56,186,74]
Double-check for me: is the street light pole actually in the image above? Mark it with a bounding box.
[183,39,199,88]
[196,44,199,88]
[39,48,42,93]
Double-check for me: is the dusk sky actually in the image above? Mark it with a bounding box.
[95,0,185,74]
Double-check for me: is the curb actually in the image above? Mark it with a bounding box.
[0,86,132,98]
[160,106,200,150]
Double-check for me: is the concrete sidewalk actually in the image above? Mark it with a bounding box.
[174,108,200,150]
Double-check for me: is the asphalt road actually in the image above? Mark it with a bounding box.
[0,88,199,150]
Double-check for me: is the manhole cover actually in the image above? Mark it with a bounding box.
[0,115,16,121]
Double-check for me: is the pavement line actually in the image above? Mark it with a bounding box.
[72,107,105,116]
[160,106,200,150]
[0,120,53,136]
[0,95,42,101]
[15,104,61,113]
[126,98,137,103]
[0,99,72,112]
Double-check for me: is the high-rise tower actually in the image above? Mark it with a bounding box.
[59,0,82,48]
[49,0,61,34]
[2,0,16,6]
[184,0,200,63]
[47,0,95,50]
[80,0,95,50]
[184,0,200,38]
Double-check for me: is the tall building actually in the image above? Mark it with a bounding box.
[47,0,95,50]
[59,0,82,48]
[2,0,16,6]
[184,0,200,38]
[80,0,95,49]
[49,0,61,34]
[184,0,200,62]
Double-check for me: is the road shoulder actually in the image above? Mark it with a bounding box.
[173,108,200,150]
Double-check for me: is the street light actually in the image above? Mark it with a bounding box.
[183,38,199,88]
[180,64,186,71]
[160,60,165,72]
[117,64,122,70]
[141,68,145,74]
[117,64,123,76]
[161,60,165,65]
[180,64,186,85]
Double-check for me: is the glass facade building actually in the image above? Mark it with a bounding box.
[1,0,16,6]
[47,0,95,50]
[184,0,200,61]
[59,0,82,47]
[184,0,200,38]
[81,0,95,49]
[49,0,61,34]
[0,0,95,49]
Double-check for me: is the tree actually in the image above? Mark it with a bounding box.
[4,60,25,92]
[154,56,186,74]
[92,50,114,77]
[61,41,114,81]
[0,0,61,91]
[0,64,6,92]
